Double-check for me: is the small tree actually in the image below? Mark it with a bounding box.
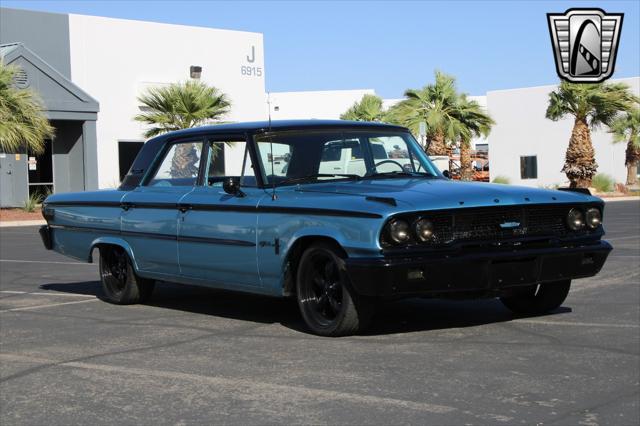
[0,62,54,154]
[135,81,232,177]
[609,107,640,186]
[455,95,494,181]
[340,94,385,122]
[387,71,462,156]
[545,81,637,188]
[135,80,231,138]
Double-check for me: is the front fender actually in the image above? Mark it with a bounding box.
[89,237,140,272]
[286,227,380,258]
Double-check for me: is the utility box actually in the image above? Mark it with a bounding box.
[0,152,29,208]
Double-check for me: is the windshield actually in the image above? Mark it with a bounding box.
[254,130,441,186]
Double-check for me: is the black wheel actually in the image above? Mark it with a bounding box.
[500,280,571,315]
[99,246,155,304]
[296,242,374,336]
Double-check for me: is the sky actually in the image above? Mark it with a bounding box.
[2,0,639,98]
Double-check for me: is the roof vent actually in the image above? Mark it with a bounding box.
[13,69,29,89]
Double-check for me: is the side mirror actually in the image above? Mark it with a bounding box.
[223,177,245,197]
[442,170,451,179]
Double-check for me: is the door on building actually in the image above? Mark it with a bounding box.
[0,153,29,207]
[28,139,53,198]
[119,141,145,182]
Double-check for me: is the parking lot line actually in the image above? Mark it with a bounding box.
[514,319,639,329]
[0,291,96,298]
[0,352,458,415]
[0,298,98,313]
[0,259,93,266]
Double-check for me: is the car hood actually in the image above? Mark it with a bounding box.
[296,178,601,211]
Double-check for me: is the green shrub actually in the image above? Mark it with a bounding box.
[492,175,510,184]
[21,192,42,213]
[592,174,614,193]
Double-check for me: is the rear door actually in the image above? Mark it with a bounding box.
[121,137,204,278]
[177,136,264,288]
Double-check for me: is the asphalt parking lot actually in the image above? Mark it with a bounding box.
[1,200,638,425]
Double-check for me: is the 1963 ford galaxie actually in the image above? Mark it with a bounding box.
[40,120,612,336]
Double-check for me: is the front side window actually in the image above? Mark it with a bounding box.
[254,130,440,186]
[148,140,203,186]
[205,140,257,187]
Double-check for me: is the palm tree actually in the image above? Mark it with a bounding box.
[0,62,54,154]
[387,71,462,156]
[545,81,638,188]
[609,107,640,186]
[135,80,231,177]
[135,80,231,138]
[340,94,385,122]
[455,95,494,181]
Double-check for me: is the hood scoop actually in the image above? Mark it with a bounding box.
[365,196,397,206]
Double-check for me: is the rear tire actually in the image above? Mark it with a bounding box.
[296,242,374,336]
[99,246,155,304]
[500,280,571,315]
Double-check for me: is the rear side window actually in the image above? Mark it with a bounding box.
[148,141,203,186]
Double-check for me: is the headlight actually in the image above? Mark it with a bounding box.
[567,208,585,231]
[586,208,602,229]
[388,219,411,244]
[414,218,434,241]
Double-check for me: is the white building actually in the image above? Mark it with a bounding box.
[487,77,639,187]
[69,14,266,188]
[268,89,375,120]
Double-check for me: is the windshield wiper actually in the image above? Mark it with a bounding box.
[362,171,436,180]
[277,173,361,186]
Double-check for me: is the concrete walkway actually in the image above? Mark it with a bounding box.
[0,220,46,228]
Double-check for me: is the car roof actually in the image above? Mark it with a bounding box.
[120,120,410,190]
[166,119,408,136]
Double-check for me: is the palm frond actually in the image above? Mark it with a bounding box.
[0,62,54,154]
[609,107,640,148]
[135,80,231,138]
[340,94,385,122]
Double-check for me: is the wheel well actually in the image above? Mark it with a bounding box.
[89,243,125,263]
[282,236,346,296]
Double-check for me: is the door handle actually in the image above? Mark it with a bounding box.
[121,202,133,211]
[178,204,192,213]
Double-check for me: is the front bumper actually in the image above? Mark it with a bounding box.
[345,240,612,298]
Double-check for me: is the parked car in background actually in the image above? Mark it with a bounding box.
[40,120,612,336]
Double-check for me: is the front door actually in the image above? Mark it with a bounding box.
[121,138,204,278]
[178,138,263,288]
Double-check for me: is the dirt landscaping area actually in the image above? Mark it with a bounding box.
[0,208,43,222]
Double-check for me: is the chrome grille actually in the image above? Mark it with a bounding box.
[384,204,600,248]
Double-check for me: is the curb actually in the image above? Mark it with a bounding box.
[0,220,46,228]
[601,196,640,202]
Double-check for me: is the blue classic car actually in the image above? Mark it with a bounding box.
[40,120,612,336]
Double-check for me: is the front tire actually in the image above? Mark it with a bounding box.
[296,243,374,336]
[99,246,155,304]
[500,280,571,315]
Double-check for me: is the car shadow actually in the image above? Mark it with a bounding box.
[39,281,572,336]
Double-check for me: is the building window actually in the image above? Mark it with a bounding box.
[520,156,537,179]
